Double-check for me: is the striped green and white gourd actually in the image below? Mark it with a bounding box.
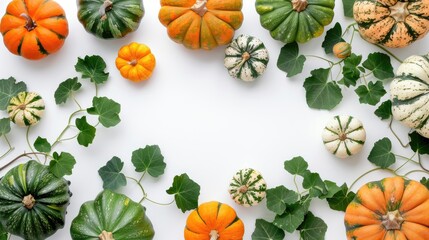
[322,115,366,159]
[77,0,144,39]
[228,168,267,207]
[224,34,269,82]
[7,92,45,127]
[390,54,429,138]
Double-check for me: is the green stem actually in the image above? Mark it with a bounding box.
[348,167,397,192]
[144,198,175,206]
[348,26,357,45]
[293,175,301,199]
[26,126,40,162]
[51,109,86,150]
[0,135,14,160]
[342,22,358,37]
[305,55,335,66]
[418,154,429,172]
[73,95,83,110]
[403,169,429,177]
[375,44,403,63]
[0,152,49,171]
[394,153,418,165]
[95,83,99,97]
[58,134,79,143]
[389,118,409,148]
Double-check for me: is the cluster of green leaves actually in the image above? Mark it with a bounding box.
[98,145,201,212]
[278,22,395,110]
[252,156,355,240]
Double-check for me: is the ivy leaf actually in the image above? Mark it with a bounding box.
[284,156,308,176]
[409,131,429,155]
[0,224,7,240]
[131,145,166,177]
[49,152,76,178]
[355,81,386,105]
[322,23,345,54]
[277,42,306,77]
[252,219,285,240]
[327,183,356,211]
[374,100,392,120]
[0,77,27,110]
[341,54,362,87]
[342,0,355,17]
[303,68,343,110]
[266,186,299,215]
[166,173,200,213]
[75,55,109,84]
[98,156,127,190]
[0,118,11,136]
[273,200,310,233]
[302,171,326,197]
[368,138,396,168]
[298,212,327,240]
[320,180,342,199]
[420,177,429,190]
[87,96,121,128]
[54,77,82,105]
[34,137,51,153]
[76,116,96,147]
[362,52,394,80]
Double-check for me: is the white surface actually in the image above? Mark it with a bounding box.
[0,1,427,239]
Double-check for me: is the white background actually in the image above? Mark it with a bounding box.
[0,0,428,239]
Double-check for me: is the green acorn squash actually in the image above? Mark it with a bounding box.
[77,0,145,39]
[0,160,71,240]
[255,0,335,43]
[70,189,155,240]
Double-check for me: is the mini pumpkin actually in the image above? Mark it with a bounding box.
[224,35,269,82]
[184,201,244,240]
[0,0,69,60]
[345,176,429,239]
[158,0,244,50]
[353,0,429,48]
[390,53,429,138]
[228,168,267,207]
[322,115,366,158]
[115,42,156,82]
[7,92,45,127]
[333,42,351,59]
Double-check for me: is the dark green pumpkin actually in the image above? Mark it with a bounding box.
[0,160,71,240]
[70,189,155,240]
[77,0,145,39]
[255,0,335,43]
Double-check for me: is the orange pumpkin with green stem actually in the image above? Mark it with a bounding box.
[0,0,68,60]
[115,42,156,82]
[158,0,243,50]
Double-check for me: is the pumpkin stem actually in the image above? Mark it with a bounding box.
[129,59,138,66]
[191,0,208,17]
[382,210,404,230]
[20,13,37,31]
[389,1,409,22]
[238,185,248,193]
[99,0,114,20]
[22,194,36,209]
[339,133,347,141]
[17,104,27,110]
[291,0,308,12]
[209,230,219,240]
[99,230,114,240]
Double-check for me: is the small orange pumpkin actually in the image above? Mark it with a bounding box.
[344,176,429,239]
[184,201,245,240]
[158,0,243,50]
[0,0,69,60]
[115,42,156,82]
[333,42,351,59]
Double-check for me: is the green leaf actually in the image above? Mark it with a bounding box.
[409,131,429,155]
[277,42,306,77]
[0,118,11,136]
[298,212,327,240]
[302,171,326,197]
[266,186,299,215]
[327,183,356,211]
[342,0,355,17]
[355,81,386,105]
[420,177,429,190]
[374,100,392,120]
[322,23,345,54]
[341,54,362,87]
[87,96,121,128]
[273,200,310,233]
[49,152,76,177]
[362,52,394,80]
[166,173,200,213]
[76,116,96,147]
[131,145,166,177]
[0,224,8,240]
[75,55,109,84]
[34,137,51,153]
[303,68,343,110]
[252,219,285,240]
[0,77,27,110]
[54,77,82,105]
[98,156,127,190]
[320,180,342,199]
[284,156,308,175]
[368,137,396,168]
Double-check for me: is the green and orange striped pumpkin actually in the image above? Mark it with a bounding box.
[7,92,45,127]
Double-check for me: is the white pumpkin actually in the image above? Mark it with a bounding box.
[7,92,45,127]
[390,54,429,138]
[322,115,366,158]
[228,168,267,207]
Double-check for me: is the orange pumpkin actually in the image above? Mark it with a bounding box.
[115,42,156,82]
[158,0,243,50]
[184,201,245,240]
[0,0,69,60]
[344,177,429,239]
